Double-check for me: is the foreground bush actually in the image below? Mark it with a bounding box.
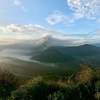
[0,64,99,100]
[10,76,66,100]
[10,65,100,100]
[0,69,19,99]
[48,91,65,100]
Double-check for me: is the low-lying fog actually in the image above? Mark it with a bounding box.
[0,38,56,67]
[0,49,32,61]
[0,40,35,60]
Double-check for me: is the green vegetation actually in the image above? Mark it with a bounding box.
[54,44,100,56]
[0,57,78,80]
[31,44,100,68]
[0,69,20,100]
[0,64,100,100]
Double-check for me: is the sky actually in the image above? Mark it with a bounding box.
[0,0,100,44]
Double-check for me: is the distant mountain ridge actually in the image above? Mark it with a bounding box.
[32,44,100,63]
[32,48,74,63]
[51,44,100,56]
[92,43,100,47]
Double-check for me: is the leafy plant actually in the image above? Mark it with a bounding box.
[0,69,19,99]
[48,91,65,100]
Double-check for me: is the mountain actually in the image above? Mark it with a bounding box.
[32,48,74,63]
[92,43,100,47]
[32,44,100,62]
[52,44,100,56]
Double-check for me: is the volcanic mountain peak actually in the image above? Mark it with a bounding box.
[32,48,74,63]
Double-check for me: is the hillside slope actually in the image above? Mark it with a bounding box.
[52,44,100,56]
[32,48,74,63]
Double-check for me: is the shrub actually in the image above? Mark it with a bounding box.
[75,64,95,83]
[95,81,100,100]
[0,69,19,99]
[10,76,67,100]
[95,92,100,100]
[9,65,100,100]
[48,91,65,100]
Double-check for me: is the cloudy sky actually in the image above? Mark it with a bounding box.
[0,0,100,44]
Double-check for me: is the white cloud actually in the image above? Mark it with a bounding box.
[0,24,74,47]
[13,0,21,6]
[46,1,100,24]
[13,0,27,12]
[0,24,100,46]
[67,0,100,21]
[21,6,27,12]
[46,10,69,25]
[0,24,66,39]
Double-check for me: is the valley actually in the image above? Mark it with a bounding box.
[0,42,100,79]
